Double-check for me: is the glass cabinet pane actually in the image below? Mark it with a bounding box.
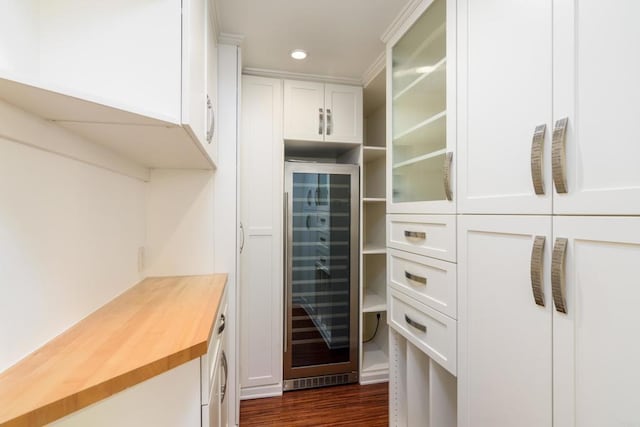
[391,0,447,204]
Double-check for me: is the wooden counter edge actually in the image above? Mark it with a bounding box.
[0,274,227,427]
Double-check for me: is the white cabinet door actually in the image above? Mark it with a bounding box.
[553,0,640,215]
[204,5,218,164]
[458,215,552,427]
[182,0,207,147]
[324,84,363,144]
[239,76,283,394]
[553,217,640,427]
[457,0,553,214]
[283,80,325,142]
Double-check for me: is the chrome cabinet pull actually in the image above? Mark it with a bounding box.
[551,238,569,313]
[404,271,427,286]
[318,108,324,135]
[218,313,226,334]
[326,108,333,135]
[530,236,546,307]
[404,230,426,239]
[404,314,427,333]
[220,350,228,404]
[443,152,453,201]
[283,192,289,352]
[552,118,569,194]
[530,124,546,195]
[239,222,245,254]
[206,95,215,144]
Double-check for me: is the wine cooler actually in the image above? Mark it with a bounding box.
[283,162,359,391]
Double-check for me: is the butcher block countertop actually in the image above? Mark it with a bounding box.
[0,274,227,427]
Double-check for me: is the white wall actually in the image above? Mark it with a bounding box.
[0,0,39,76]
[144,169,215,277]
[0,118,146,372]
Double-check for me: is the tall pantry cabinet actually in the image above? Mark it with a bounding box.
[457,1,640,426]
[385,0,458,425]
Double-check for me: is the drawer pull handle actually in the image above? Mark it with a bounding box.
[443,151,453,201]
[404,230,426,239]
[551,237,568,313]
[552,118,569,194]
[405,315,427,333]
[404,271,427,285]
[530,124,546,195]
[530,236,546,307]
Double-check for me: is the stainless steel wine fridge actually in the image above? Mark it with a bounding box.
[283,162,359,391]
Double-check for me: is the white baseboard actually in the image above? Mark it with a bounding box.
[240,383,282,400]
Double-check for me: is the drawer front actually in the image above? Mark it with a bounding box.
[387,214,456,262]
[388,249,457,319]
[389,289,456,376]
[201,299,227,404]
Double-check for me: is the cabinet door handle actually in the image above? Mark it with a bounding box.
[443,151,453,201]
[326,108,332,135]
[404,271,427,285]
[404,314,427,333]
[530,124,547,195]
[404,230,426,239]
[551,237,569,313]
[239,222,245,254]
[319,108,324,135]
[552,118,569,194]
[220,350,228,404]
[283,192,289,353]
[530,236,546,307]
[218,313,226,334]
[206,95,215,144]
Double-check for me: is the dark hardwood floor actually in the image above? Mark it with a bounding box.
[239,382,388,426]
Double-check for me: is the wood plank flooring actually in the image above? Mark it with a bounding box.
[240,383,388,426]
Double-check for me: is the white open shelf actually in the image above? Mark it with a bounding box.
[363,290,387,313]
[362,340,389,373]
[363,244,387,255]
[363,146,387,163]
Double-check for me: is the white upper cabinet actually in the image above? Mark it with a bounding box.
[0,0,216,170]
[457,0,553,214]
[458,0,640,215]
[205,0,219,164]
[324,84,363,144]
[552,0,640,215]
[283,80,363,144]
[387,0,456,214]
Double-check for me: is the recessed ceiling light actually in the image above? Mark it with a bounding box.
[290,49,307,60]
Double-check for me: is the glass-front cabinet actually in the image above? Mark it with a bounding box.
[386,0,456,214]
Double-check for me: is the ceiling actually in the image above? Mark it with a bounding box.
[216,0,412,82]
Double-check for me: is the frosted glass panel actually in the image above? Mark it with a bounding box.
[391,0,447,204]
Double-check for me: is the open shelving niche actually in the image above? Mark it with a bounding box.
[359,68,389,385]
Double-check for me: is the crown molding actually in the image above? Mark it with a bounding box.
[362,51,386,88]
[218,32,244,46]
[380,0,423,44]
[242,68,362,86]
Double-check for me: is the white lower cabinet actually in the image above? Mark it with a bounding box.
[458,215,640,427]
[458,215,552,427]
